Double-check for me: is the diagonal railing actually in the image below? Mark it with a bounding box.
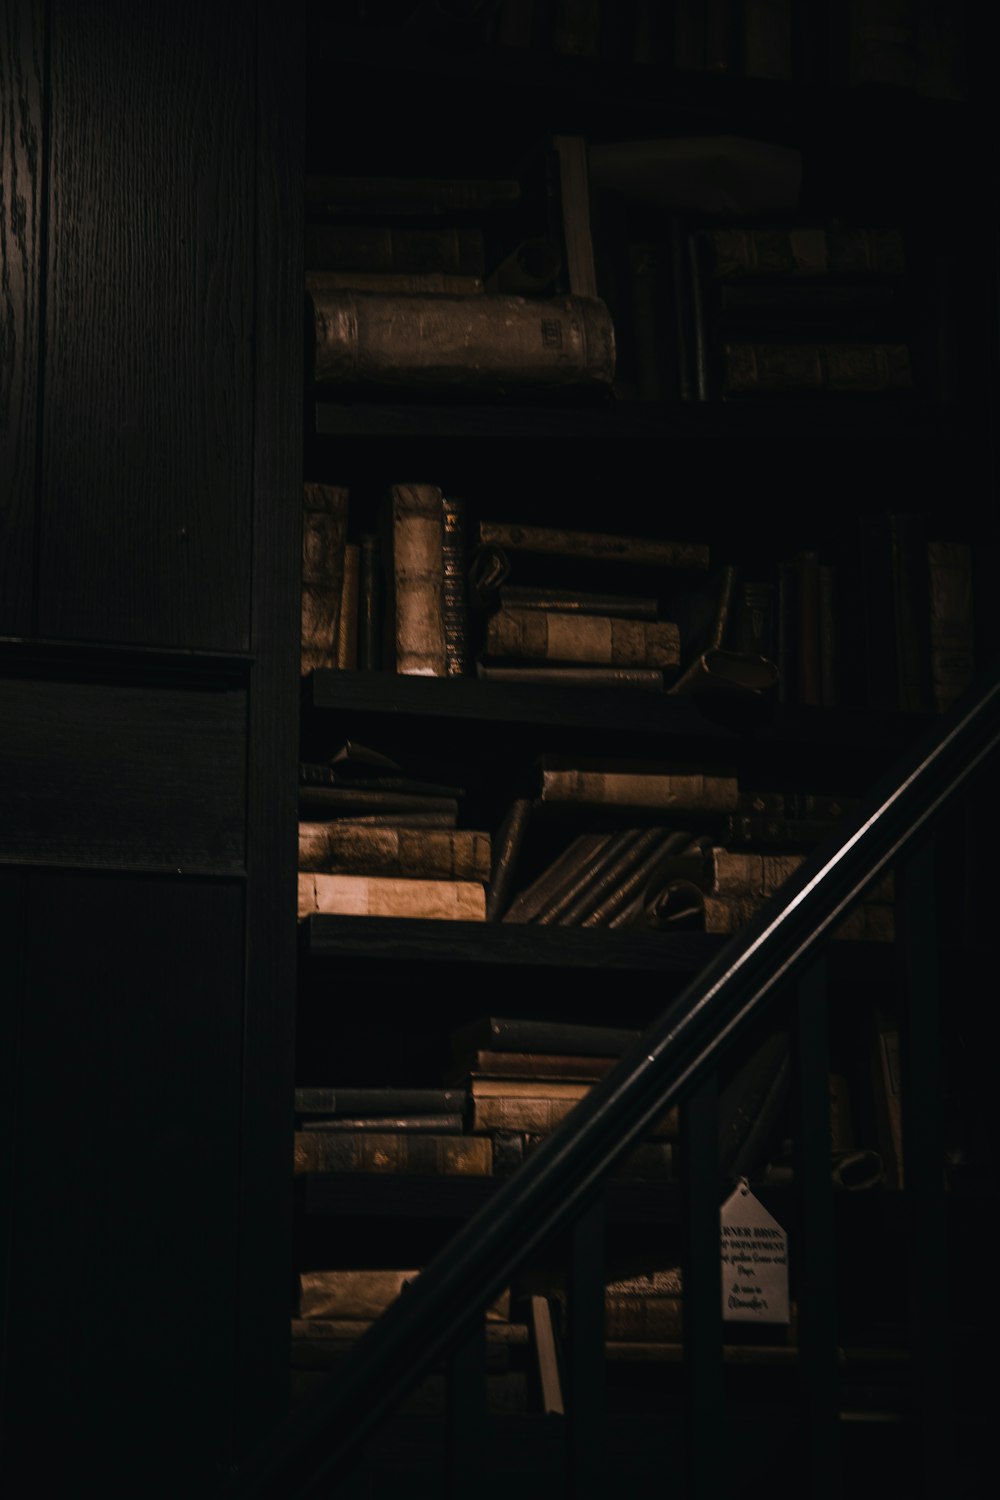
[227,660,1000,1499]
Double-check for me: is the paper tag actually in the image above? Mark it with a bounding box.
[720,1177,790,1324]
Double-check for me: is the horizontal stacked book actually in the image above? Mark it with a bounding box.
[297,741,491,921]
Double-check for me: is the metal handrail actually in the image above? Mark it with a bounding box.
[229,660,1000,1498]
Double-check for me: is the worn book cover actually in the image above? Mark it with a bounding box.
[297,872,486,921]
[294,1131,492,1177]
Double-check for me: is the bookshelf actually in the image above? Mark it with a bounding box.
[291,1,998,1489]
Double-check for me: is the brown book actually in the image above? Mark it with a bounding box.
[298,1271,512,1323]
[294,1131,492,1177]
[470,1079,677,1137]
[305,270,485,295]
[536,758,739,812]
[301,1115,463,1135]
[476,665,664,690]
[700,226,905,277]
[708,849,893,903]
[461,1050,619,1082]
[543,829,654,926]
[300,484,348,676]
[335,543,359,670]
[298,823,491,881]
[486,797,533,921]
[701,893,895,942]
[502,832,612,924]
[297,872,486,921]
[385,482,447,677]
[304,225,486,275]
[311,291,615,391]
[486,609,680,669]
[477,520,708,571]
[926,540,975,713]
[723,343,913,394]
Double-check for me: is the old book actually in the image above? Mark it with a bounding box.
[709,848,893,903]
[604,1272,683,1342]
[723,343,913,394]
[335,543,359,670]
[502,832,613,925]
[737,789,859,820]
[306,270,485,296]
[304,225,486,275]
[384,482,447,677]
[452,1016,642,1061]
[486,609,680,668]
[298,1271,511,1324]
[311,290,616,391]
[542,829,658,926]
[295,1088,466,1118]
[301,1115,463,1135]
[300,483,349,676]
[927,540,975,713]
[297,788,459,822]
[701,893,895,941]
[294,1131,492,1177]
[476,665,664,690]
[669,649,778,697]
[460,1051,618,1083]
[529,1296,565,1417]
[297,872,487,922]
[497,585,659,621]
[358,533,382,670]
[486,797,533,921]
[318,810,458,829]
[442,495,470,676]
[304,174,521,218]
[298,823,491,881]
[536,757,739,812]
[577,830,695,928]
[720,813,850,848]
[700,226,905,277]
[480,1081,675,1134]
[299,756,463,799]
[477,520,708,571]
[551,132,598,300]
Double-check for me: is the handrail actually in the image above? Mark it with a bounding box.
[228,661,1000,1498]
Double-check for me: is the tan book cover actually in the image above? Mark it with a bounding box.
[477,520,708,570]
[297,1274,511,1323]
[539,767,739,812]
[300,483,349,676]
[486,610,680,668]
[702,893,894,941]
[298,824,491,881]
[311,291,615,390]
[294,1131,492,1177]
[388,482,447,677]
[297,872,486,921]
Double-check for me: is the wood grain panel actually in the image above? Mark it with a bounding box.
[3,873,244,1491]
[236,0,304,1455]
[38,2,254,650]
[0,0,45,634]
[0,674,246,871]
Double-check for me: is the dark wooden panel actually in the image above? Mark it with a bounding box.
[0,674,246,871]
[0,870,28,1450]
[0,0,45,635]
[38,1,254,650]
[236,0,304,1454]
[2,873,245,1493]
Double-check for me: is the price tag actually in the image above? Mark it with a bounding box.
[720,1177,789,1324]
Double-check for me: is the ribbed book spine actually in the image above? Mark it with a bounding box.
[442,495,470,676]
[387,483,447,676]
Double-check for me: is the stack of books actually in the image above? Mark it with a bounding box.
[473,519,710,691]
[293,1085,487,1177]
[297,741,492,922]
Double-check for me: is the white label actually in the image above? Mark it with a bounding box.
[720,1178,790,1324]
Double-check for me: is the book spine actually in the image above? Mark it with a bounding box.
[476,521,709,571]
[335,543,360,670]
[604,1296,682,1342]
[294,1131,492,1176]
[720,813,846,848]
[538,769,739,811]
[486,610,680,668]
[497,585,659,621]
[387,482,447,677]
[297,873,486,922]
[501,833,612,924]
[723,343,914,394]
[442,495,470,676]
[305,270,485,295]
[300,484,349,676]
[358,533,382,670]
[312,291,616,390]
[300,1115,463,1135]
[476,665,664,689]
[297,786,459,819]
[304,225,486,275]
[926,540,975,712]
[579,830,693,928]
[463,1051,618,1082]
[703,893,894,941]
[486,797,533,921]
[543,828,650,926]
[298,825,491,881]
[453,1016,641,1059]
[471,1095,582,1134]
[295,1088,467,1117]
